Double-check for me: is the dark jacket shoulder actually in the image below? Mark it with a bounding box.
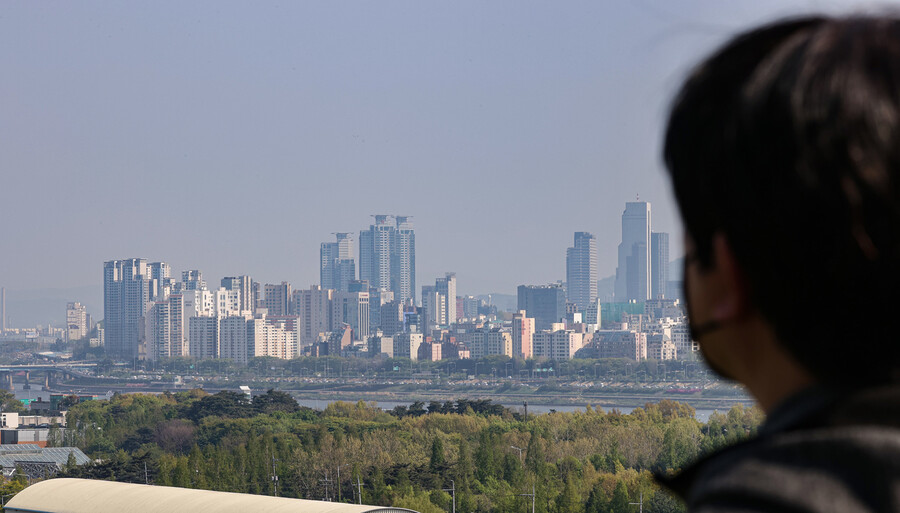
[659,387,900,512]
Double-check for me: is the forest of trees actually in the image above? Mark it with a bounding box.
[48,390,763,513]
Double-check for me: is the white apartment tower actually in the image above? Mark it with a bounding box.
[221,276,254,313]
[145,294,186,361]
[66,302,89,342]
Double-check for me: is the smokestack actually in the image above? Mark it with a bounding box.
[1,287,6,332]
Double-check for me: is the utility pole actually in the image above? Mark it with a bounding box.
[356,474,363,505]
[272,456,279,497]
[144,462,149,484]
[442,480,456,513]
[629,491,643,513]
[518,483,535,513]
[320,473,333,501]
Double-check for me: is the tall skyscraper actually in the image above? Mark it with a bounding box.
[104,258,165,360]
[1,287,6,332]
[359,215,416,303]
[392,216,416,303]
[566,232,598,311]
[517,284,567,330]
[321,233,356,292]
[615,201,652,301]
[360,215,393,292]
[651,232,670,299]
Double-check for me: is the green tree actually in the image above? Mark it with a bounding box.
[609,481,630,513]
[0,390,25,413]
[555,476,582,513]
[252,389,299,414]
[585,483,609,513]
[429,437,446,472]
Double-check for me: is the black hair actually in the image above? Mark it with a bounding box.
[665,15,900,387]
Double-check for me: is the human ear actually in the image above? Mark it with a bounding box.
[709,233,751,322]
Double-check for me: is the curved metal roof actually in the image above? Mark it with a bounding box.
[6,478,420,513]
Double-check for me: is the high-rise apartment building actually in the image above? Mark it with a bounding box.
[145,294,185,361]
[532,326,584,360]
[392,216,416,303]
[511,311,534,359]
[615,202,652,301]
[421,285,442,332]
[332,291,369,341]
[367,288,393,336]
[393,332,424,361]
[359,215,416,303]
[517,284,566,331]
[149,262,174,299]
[262,282,292,317]
[104,258,167,360]
[651,232,670,299]
[380,300,404,336]
[321,233,356,292]
[294,286,333,347]
[583,298,603,331]
[221,276,254,313]
[249,317,298,360]
[188,316,218,359]
[179,270,206,291]
[566,232,598,311]
[219,315,250,363]
[435,273,457,326]
[66,302,89,342]
[421,272,457,330]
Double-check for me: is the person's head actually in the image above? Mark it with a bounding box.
[665,14,900,392]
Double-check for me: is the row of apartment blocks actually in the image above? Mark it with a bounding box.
[373,297,694,363]
[105,256,696,363]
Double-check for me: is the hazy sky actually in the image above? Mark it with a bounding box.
[0,0,877,315]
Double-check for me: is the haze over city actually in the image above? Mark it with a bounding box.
[1,0,870,325]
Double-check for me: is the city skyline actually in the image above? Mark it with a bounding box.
[1,205,682,329]
[3,1,869,326]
